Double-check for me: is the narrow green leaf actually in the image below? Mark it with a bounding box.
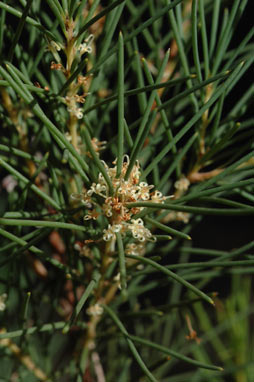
[85,0,183,77]
[212,0,241,74]
[209,0,220,59]
[102,304,158,382]
[0,321,86,340]
[142,58,176,151]
[73,0,87,21]
[0,64,90,183]
[0,157,60,210]
[157,71,228,113]
[77,0,125,38]
[125,254,214,305]
[209,91,225,143]
[169,260,254,270]
[191,0,203,83]
[200,122,240,164]
[8,0,33,62]
[117,31,125,177]
[127,110,157,176]
[0,218,88,232]
[132,41,147,113]
[84,76,191,116]
[129,334,223,371]
[63,272,101,333]
[0,3,5,55]
[166,0,198,111]
[182,151,254,200]
[0,227,45,257]
[223,19,254,73]
[127,201,254,216]
[158,133,197,190]
[83,1,125,112]
[21,292,31,324]
[46,0,65,34]
[0,2,41,27]
[0,144,41,162]
[58,55,88,96]
[180,247,228,257]
[123,119,133,149]
[153,235,172,241]
[81,126,114,195]
[125,50,170,180]
[142,62,244,179]
[145,216,191,241]
[198,0,210,79]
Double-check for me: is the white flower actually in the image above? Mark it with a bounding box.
[87,183,107,197]
[151,190,172,203]
[138,182,154,200]
[70,192,93,208]
[67,106,83,119]
[103,224,122,241]
[128,219,153,242]
[78,34,94,55]
[0,293,7,311]
[46,40,62,53]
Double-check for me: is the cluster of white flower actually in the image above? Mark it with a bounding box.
[48,35,94,120]
[73,156,170,244]
[64,95,84,119]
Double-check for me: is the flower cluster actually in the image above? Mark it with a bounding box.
[49,35,94,120]
[72,156,170,244]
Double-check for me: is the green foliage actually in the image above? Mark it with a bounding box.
[0,0,253,381]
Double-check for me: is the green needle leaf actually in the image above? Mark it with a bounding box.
[125,254,214,305]
[129,334,223,371]
[8,0,33,62]
[117,31,125,178]
[63,272,101,333]
[102,304,158,382]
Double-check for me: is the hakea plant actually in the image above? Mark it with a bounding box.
[0,1,253,382]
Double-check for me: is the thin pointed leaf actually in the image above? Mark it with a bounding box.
[8,0,33,62]
[125,254,214,305]
[142,62,244,179]
[63,272,101,333]
[145,217,191,240]
[81,126,114,195]
[129,334,223,371]
[0,218,90,232]
[117,31,125,177]
[76,0,125,38]
[102,304,158,382]
[191,0,203,83]
[0,157,60,210]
